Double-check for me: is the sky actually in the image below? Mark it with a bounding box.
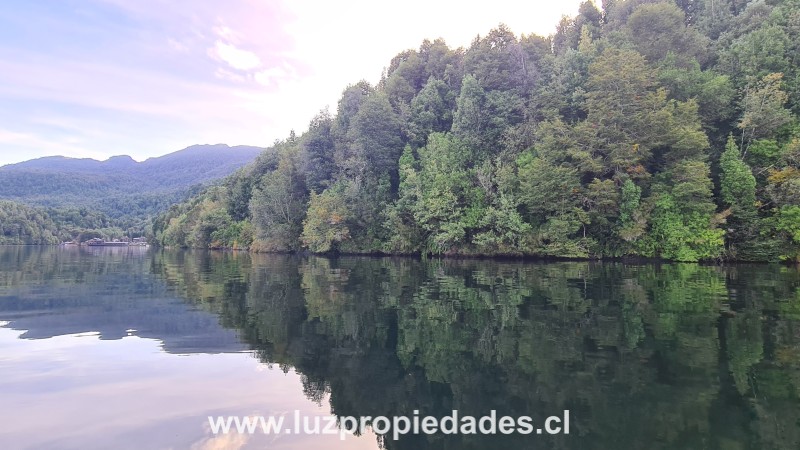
[0,0,585,167]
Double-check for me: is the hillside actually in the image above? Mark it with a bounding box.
[163,1,800,261]
[0,200,60,245]
[0,144,264,230]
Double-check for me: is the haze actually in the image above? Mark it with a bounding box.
[0,0,583,167]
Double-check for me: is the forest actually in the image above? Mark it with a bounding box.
[0,200,130,245]
[153,0,800,262]
[0,145,266,242]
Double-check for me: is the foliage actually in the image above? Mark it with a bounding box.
[301,185,352,253]
[0,201,60,245]
[0,145,261,235]
[720,136,762,258]
[153,0,800,261]
[249,149,308,251]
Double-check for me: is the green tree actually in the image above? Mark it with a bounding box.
[249,150,308,251]
[451,74,488,153]
[462,24,529,94]
[618,178,646,246]
[302,110,336,193]
[333,81,374,173]
[581,47,662,175]
[348,91,404,188]
[657,60,735,138]
[775,205,800,261]
[404,133,480,254]
[739,73,793,152]
[720,136,760,259]
[720,137,757,213]
[301,185,352,253]
[645,161,724,261]
[517,153,590,256]
[625,2,709,66]
[0,200,60,245]
[408,78,454,148]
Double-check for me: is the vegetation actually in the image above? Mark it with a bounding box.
[154,0,800,262]
[0,200,133,244]
[0,144,262,235]
[0,201,60,245]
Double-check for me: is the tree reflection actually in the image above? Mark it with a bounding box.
[153,252,800,449]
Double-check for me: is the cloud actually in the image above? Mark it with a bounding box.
[0,0,586,166]
[167,38,189,53]
[212,25,241,43]
[214,68,246,83]
[208,41,261,71]
[253,63,296,87]
[190,433,250,450]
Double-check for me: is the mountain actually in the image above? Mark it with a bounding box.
[0,144,264,229]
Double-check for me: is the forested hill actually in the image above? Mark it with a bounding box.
[154,0,800,262]
[0,144,263,231]
[0,201,60,245]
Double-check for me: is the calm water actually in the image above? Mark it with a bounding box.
[1,246,799,449]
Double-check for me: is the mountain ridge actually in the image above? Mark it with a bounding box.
[0,143,265,231]
[0,144,262,171]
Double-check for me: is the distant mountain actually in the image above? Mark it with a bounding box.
[0,144,264,227]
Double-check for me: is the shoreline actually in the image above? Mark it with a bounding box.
[153,245,794,266]
[6,244,794,265]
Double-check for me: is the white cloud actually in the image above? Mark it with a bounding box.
[212,24,243,43]
[253,62,297,87]
[208,41,261,71]
[253,68,283,86]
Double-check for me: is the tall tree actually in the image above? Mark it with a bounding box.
[250,149,308,251]
[333,81,375,174]
[738,73,792,152]
[408,78,455,148]
[645,160,724,261]
[719,136,759,259]
[625,2,710,66]
[348,91,404,189]
[302,110,336,193]
[581,47,661,176]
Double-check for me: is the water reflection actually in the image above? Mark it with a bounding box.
[0,246,377,450]
[154,251,800,450]
[0,246,245,353]
[1,246,799,449]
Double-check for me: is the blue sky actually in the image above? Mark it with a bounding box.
[0,0,584,166]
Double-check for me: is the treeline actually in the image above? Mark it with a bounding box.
[0,145,262,235]
[0,200,129,245]
[0,201,60,245]
[0,170,205,234]
[154,0,800,261]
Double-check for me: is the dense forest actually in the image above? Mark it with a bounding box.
[0,200,130,244]
[0,144,262,234]
[154,0,800,262]
[0,201,60,245]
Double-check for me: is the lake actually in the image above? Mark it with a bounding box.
[1,246,799,449]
